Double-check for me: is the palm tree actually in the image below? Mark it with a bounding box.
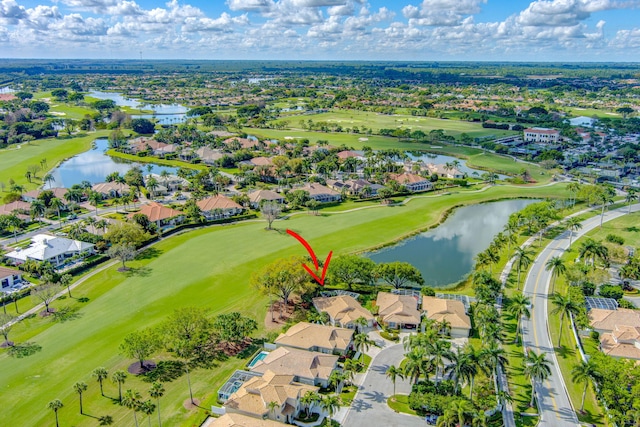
[508,293,531,344]
[140,400,156,427]
[301,390,319,418]
[267,400,279,420]
[92,367,108,397]
[149,382,165,427]
[444,346,477,395]
[480,342,508,383]
[354,316,369,333]
[320,395,340,425]
[353,332,374,362]
[551,293,580,348]
[111,370,127,402]
[566,182,581,207]
[450,399,473,427]
[30,199,46,221]
[146,177,159,199]
[403,347,430,384]
[49,197,64,228]
[60,273,73,298]
[571,359,600,413]
[626,189,637,214]
[523,352,552,407]
[545,256,566,294]
[385,365,404,397]
[565,216,583,249]
[122,389,142,427]
[598,188,614,228]
[579,238,608,268]
[73,381,88,414]
[89,191,102,216]
[514,247,534,289]
[47,399,64,427]
[429,338,453,383]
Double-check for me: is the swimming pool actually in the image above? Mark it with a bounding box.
[247,351,269,368]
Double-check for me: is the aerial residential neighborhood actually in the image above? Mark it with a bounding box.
[2,6,640,426]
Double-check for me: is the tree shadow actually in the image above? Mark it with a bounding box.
[556,345,575,359]
[362,390,386,403]
[141,360,185,383]
[123,266,152,278]
[51,306,83,323]
[77,297,90,303]
[135,247,163,261]
[7,342,42,358]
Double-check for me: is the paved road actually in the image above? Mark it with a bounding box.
[343,343,426,427]
[521,203,640,427]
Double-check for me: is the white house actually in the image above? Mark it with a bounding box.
[0,267,23,292]
[5,234,94,267]
[523,127,560,143]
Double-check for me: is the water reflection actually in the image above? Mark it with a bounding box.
[50,139,178,187]
[407,152,509,180]
[367,199,536,287]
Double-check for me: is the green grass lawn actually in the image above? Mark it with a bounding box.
[0,183,570,426]
[0,131,111,191]
[106,149,208,171]
[387,394,416,415]
[564,107,621,119]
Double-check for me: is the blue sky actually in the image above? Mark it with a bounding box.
[1,0,640,60]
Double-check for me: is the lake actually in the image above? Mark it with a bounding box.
[367,199,536,287]
[50,139,178,187]
[88,90,188,125]
[407,152,509,179]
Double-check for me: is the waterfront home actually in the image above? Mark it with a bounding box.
[375,292,421,330]
[312,295,374,329]
[274,322,353,355]
[250,347,338,387]
[5,234,94,267]
[422,296,471,338]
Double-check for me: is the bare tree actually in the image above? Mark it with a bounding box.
[31,284,58,314]
[107,243,137,271]
[260,201,282,230]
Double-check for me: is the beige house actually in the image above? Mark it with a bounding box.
[312,295,374,329]
[589,308,640,360]
[0,266,23,292]
[388,173,432,192]
[91,182,131,198]
[202,413,285,427]
[129,202,185,229]
[196,195,244,220]
[375,292,421,330]
[422,297,471,338]
[224,370,318,424]
[274,322,353,355]
[22,187,68,203]
[250,346,338,387]
[298,184,341,203]
[247,189,285,209]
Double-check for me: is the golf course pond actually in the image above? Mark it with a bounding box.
[367,199,537,287]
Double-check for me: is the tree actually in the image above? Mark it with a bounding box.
[571,359,600,413]
[545,256,566,293]
[108,243,136,270]
[49,197,64,228]
[92,367,108,397]
[551,293,580,348]
[260,201,281,230]
[626,189,637,214]
[523,352,552,407]
[373,261,424,289]
[301,390,320,417]
[565,216,583,249]
[131,118,155,134]
[111,370,127,402]
[122,389,142,427]
[508,293,531,344]
[514,247,534,290]
[598,188,614,228]
[140,399,156,427]
[353,332,374,362]
[479,342,508,383]
[327,255,375,290]
[88,190,102,216]
[444,345,477,395]
[212,312,258,346]
[251,256,313,319]
[47,399,64,427]
[104,222,150,247]
[149,382,165,427]
[0,313,15,346]
[72,381,88,414]
[120,329,160,372]
[450,399,473,427]
[385,365,404,397]
[59,273,73,298]
[31,284,57,314]
[30,199,46,221]
[579,238,608,268]
[146,177,159,199]
[320,395,340,424]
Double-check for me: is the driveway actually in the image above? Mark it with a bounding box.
[342,342,426,427]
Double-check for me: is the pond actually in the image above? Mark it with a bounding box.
[407,152,509,180]
[88,90,188,125]
[367,199,537,287]
[50,139,178,187]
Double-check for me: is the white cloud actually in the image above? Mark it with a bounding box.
[402,0,487,26]
[226,0,273,12]
[182,12,248,32]
[0,0,27,24]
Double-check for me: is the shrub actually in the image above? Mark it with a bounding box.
[590,330,600,340]
[380,330,399,342]
[606,234,625,245]
[581,281,596,296]
[599,284,624,300]
[617,299,636,309]
[421,286,436,296]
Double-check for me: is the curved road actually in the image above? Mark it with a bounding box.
[521,203,639,426]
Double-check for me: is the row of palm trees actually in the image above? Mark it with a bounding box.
[46,367,165,427]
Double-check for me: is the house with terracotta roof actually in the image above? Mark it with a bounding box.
[202,413,285,427]
[247,189,285,209]
[0,200,32,220]
[224,370,318,424]
[297,183,341,203]
[0,267,23,292]
[422,296,471,338]
[128,137,169,154]
[250,346,338,387]
[5,234,94,267]
[129,202,185,229]
[312,295,375,329]
[389,173,432,192]
[223,137,261,150]
[91,182,131,199]
[274,322,353,355]
[196,195,243,220]
[589,308,640,360]
[375,292,421,330]
[22,187,68,203]
[336,150,361,160]
[195,147,225,165]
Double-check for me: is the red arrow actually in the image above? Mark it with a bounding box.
[286,229,332,286]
